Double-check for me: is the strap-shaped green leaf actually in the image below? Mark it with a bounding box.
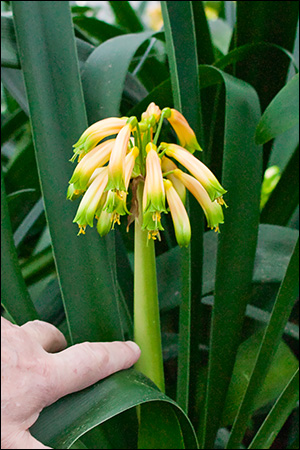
[195,65,262,449]
[256,74,299,145]
[12,1,124,344]
[226,238,299,448]
[31,369,198,449]
[248,368,299,449]
[1,169,38,323]
[108,1,144,33]
[81,31,157,122]
[261,146,299,226]
[161,1,203,420]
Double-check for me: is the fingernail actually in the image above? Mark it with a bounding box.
[126,341,141,354]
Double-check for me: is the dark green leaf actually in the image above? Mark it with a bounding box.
[81,31,155,122]
[261,146,299,226]
[222,331,298,426]
[73,16,126,43]
[12,1,124,343]
[1,13,20,68]
[248,369,299,449]
[196,66,262,449]
[215,42,298,73]
[31,369,198,449]
[226,239,299,448]
[234,1,299,112]
[1,107,28,145]
[13,198,44,247]
[234,1,299,170]
[108,1,144,33]
[192,2,215,64]
[161,1,203,419]
[256,74,299,145]
[1,169,38,323]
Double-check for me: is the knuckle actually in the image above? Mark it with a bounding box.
[80,342,110,368]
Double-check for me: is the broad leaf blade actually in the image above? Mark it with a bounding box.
[256,73,299,145]
[197,66,262,449]
[31,369,198,449]
[261,146,299,226]
[1,169,38,323]
[161,1,203,419]
[248,369,299,450]
[81,31,155,122]
[12,1,124,343]
[226,239,299,448]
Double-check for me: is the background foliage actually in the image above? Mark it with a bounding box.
[1,1,299,449]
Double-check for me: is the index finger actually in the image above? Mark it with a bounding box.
[46,341,140,404]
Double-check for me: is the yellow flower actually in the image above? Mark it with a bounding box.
[142,143,167,239]
[73,167,108,231]
[161,156,186,204]
[71,117,127,161]
[106,123,132,193]
[173,169,224,232]
[104,146,139,226]
[68,103,227,241]
[164,143,227,202]
[141,102,162,125]
[143,143,166,214]
[166,108,202,153]
[164,179,191,247]
[69,139,115,190]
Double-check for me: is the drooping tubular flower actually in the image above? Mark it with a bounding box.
[67,103,227,246]
[142,143,167,240]
[163,143,227,203]
[165,108,202,153]
[71,117,127,162]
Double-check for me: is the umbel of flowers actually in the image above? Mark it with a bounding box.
[67,103,227,247]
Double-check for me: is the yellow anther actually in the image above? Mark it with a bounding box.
[216,196,228,208]
[111,213,121,229]
[77,225,86,235]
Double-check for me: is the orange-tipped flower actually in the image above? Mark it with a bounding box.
[141,102,162,125]
[72,117,127,161]
[167,108,202,153]
[173,169,224,231]
[69,139,115,190]
[164,179,191,247]
[68,102,227,241]
[164,143,226,202]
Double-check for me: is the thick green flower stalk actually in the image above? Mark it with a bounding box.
[67,102,227,390]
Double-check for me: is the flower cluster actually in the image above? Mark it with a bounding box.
[67,103,227,246]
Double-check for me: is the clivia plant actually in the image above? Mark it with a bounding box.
[1,1,299,449]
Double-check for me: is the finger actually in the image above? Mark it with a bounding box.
[48,341,140,402]
[21,320,67,353]
[11,430,52,449]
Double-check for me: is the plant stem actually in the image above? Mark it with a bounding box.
[134,182,165,392]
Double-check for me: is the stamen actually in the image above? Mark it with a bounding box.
[217,196,228,208]
[77,225,86,235]
[111,213,121,229]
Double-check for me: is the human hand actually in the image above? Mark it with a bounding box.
[1,317,141,449]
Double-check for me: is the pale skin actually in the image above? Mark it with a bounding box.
[1,317,141,449]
